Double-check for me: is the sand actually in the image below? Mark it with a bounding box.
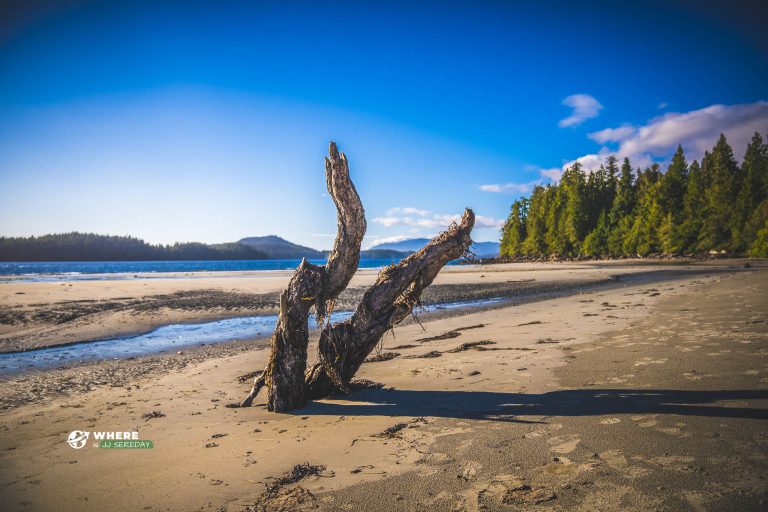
[0,259,721,353]
[0,260,766,511]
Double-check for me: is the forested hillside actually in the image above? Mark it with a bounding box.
[501,133,768,259]
[0,233,268,261]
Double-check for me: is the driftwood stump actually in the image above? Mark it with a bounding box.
[241,142,475,411]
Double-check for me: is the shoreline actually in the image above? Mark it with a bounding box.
[0,260,755,355]
[0,262,759,411]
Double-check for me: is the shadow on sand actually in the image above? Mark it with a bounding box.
[297,388,768,423]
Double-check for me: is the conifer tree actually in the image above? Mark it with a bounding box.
[733,133,768,250]
[500,198,528,257]
[679,160,706,253]
[498,134,765,259]
[700,134,739,250]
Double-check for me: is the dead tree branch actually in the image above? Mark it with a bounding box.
[240,142,365,411]
[305,209,475,398]
[240,142,474,411]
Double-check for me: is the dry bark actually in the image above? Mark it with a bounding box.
[240,142,474,411]
[304,209,474,398]
[240,142,365,410]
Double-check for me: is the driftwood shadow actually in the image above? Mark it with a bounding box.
[296,388,768,422]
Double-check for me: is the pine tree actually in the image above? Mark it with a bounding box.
[659,145,689,253]
[679,160,706,253]
[625,165,663,256]
[607,157,636,256]
[582,210,610,256]
[604,155,619,212]
[500,198,528,257]
[733,133,768,250]
[660,145,688,214]
[700,134,739,251]
[561,162,588,255]
[522,186,549,256]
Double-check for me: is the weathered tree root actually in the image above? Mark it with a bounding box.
[240,142,474,411]
[305,209,475,399]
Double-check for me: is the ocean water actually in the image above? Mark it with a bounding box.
[0,258,406,281]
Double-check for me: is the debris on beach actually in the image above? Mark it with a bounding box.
[455,324,485,331]
[375,423,409,438]
[502,484,556,505]
[248,463,327,512]
[364,352,400,363]
[416,330,461,342]
[247,486,317,512]
[446,340,496,353]
[403,350,442,359]
[238,370,264,384]
[375,417,428,438]
[347,379,385,391]
[142,410,165,421]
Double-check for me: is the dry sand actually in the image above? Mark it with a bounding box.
[0,261,766,511]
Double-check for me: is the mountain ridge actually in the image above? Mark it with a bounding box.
[370,238,500,258]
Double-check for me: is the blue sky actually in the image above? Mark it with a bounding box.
[1,0,766,248]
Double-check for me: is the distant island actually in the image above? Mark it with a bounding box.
[369,238,500,258]
[0,233,415,262]
[0,233,269,262]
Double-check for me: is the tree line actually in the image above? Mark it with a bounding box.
[500,133,768,259]
[0,232,269,261]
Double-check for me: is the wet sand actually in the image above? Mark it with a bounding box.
[0,261,765,511]
[0,260,709,353]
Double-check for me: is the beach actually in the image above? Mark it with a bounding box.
[0,260,766,511]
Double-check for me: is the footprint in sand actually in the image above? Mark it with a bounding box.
[656,425,689,437]
[647,455,695,472]
[548,434,580,454]
[459,461,483,481]
[599,449,628,469]
[600,418,621,425]
[634,357,668,366]
[630,415,658,427]
[544,456,579,477]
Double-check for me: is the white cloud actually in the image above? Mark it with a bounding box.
[475,215,505,229]
[617,102,768,161]
[539,167,563,182]
[371,216,401,227]
[478,181,540,194]
[478,167,563,195]
[386,206,430,217]
[372,209,504,230]
[564,101,768,172]
[559,94,603,127]
[365,235,413,248]
[588,125,636,144]
[658,102,669,109]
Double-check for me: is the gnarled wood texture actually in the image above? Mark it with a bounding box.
[241,142,474,411]
[240,142,365,410]
[305,209,475,398]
